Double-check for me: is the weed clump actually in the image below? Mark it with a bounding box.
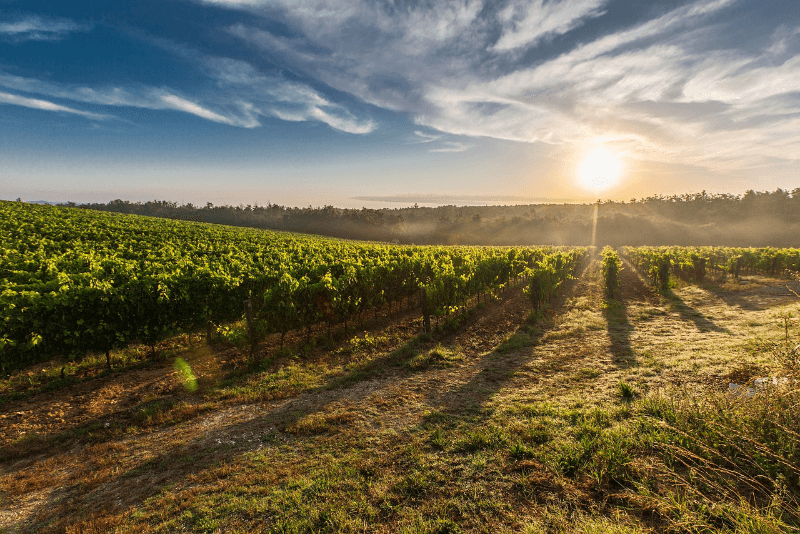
[616,380,637,401]
[639,389,800,531]
[772,312,800,371]
[496,332,534,353]
[453,425,508,453]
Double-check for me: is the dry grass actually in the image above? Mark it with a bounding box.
[2,257,799,532]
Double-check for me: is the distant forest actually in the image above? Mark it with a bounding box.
[70,189,800,247]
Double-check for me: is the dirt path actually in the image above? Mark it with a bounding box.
[2,257,799,532]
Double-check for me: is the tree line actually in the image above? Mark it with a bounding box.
[57,188,800,246]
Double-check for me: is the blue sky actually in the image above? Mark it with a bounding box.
[1,0,799,207]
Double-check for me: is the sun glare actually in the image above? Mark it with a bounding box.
[578,149,621,191]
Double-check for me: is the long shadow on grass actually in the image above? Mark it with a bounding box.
[423,259,593,416]
[666,291,730,333]
[700,279,800,312]
[423,326,541,415]
[602,258,659,367]
[603,299,634,366]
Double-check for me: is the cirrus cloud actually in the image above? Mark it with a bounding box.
[207,0,800,170]
[0,14,89,42]
[0,91,110,120]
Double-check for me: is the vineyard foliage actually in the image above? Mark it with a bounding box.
[624,246,800,289]
[600,247,621,299]
[0,201,587,371]
[524,250,584,310]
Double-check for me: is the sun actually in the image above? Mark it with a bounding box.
[578,148,621,191]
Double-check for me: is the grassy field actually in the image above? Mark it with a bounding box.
[1,254,799,533]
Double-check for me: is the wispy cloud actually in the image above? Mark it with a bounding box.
[492,0,607,52]
[0,15,89,42]
[306,106,375,134]
[412,131,441,144]
[429,141,471,153]
[411,130,471,152]
[223,0,486,114]
[202,55,375,133]
[0,71,261,127]
[0,91,110,120]
[200,0,800,170]
[137,36,376,133]
[157,93,260,127]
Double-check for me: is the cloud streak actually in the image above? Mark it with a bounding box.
[412,131,441,144]
[0,72,260,127]
[0,91,109,120]
[201,55,375,133]
[492,0,607,51]
[429,141,471,153]
[0,15,89,42]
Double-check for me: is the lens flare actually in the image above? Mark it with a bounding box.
[174,357,198,392]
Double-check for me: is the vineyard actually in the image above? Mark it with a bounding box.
[0,201,585,372]
[623,245,800,290]
[2,201,800,533]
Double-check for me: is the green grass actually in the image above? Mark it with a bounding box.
[406,344,464,371]
[496,332,535,353]
[213,360,327,402]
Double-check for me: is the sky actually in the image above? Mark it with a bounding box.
[1,0,799,208]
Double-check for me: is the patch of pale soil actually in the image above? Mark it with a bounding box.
[0,401,272,531]
[0,488,52,528]
[0,348,217,447]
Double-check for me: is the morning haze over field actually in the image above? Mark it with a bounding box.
[1,0,799,207]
